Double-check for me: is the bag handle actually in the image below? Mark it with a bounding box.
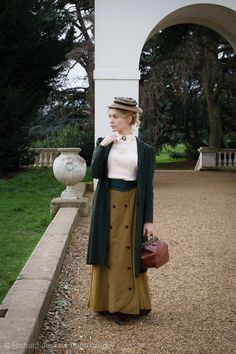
[142,236,159,247]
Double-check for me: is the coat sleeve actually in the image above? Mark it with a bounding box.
[143,146,156,223]
[90,137,107,179]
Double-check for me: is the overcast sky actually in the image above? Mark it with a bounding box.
[60,60,88,89]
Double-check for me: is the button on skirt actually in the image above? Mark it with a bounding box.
[88,187,151,314]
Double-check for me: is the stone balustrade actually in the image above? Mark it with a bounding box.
[30,148,59,167]
[195,147,236,170]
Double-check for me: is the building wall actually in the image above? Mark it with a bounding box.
[94,0,236,138]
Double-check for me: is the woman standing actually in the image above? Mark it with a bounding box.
[86,97,156,324]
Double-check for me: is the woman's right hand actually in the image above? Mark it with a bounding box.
[100,134,118,146]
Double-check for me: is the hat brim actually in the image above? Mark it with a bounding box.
[107,102,143,113]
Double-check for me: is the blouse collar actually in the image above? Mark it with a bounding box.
[116,132,136,142]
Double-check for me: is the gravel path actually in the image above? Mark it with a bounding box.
[35,171,236,354]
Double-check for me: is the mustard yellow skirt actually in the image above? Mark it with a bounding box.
[88,188,151,315]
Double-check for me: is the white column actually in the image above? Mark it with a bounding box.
[94,70,140,139]
[94,0,236,142]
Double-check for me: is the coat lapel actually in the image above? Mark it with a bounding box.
[136,137,144,183]
[104,143,113,177]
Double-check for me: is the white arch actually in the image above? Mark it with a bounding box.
[94,0,236,138]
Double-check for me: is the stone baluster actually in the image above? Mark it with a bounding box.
[43,151,49,166]
[29,148,59,167]
[225,152,229,166]
[33,154,40,167]
[38,150,44,167]
[220,152,225,166]
[49,151,54,167]
[196,147,236,170]
[231,152,235,166]
[215,152,219,167]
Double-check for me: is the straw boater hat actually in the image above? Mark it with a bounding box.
[107,97,143,113]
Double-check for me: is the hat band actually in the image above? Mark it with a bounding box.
[115,101,136,107]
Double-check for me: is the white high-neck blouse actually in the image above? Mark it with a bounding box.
[107,132,138,181]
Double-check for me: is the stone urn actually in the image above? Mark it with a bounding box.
[53,148,87,199]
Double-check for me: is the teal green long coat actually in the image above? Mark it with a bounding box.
[86,137,156,276]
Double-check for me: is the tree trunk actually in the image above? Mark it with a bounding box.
[202,66,222,148]
[208,99,222,148]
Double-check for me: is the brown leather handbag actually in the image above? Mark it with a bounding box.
[141,236,169,269]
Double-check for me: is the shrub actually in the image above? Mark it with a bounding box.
[33,125,94,165]
[185,145,199,160]
[169,151,185,159]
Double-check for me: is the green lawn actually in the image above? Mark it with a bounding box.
[156,144,187,163]
[155,144,197,170]
[0,168,91,303]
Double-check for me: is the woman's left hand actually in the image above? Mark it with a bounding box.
[143,222,153,239]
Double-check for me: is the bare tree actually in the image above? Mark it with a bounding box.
[62,0,94,127]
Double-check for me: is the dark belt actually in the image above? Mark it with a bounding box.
[108,178,137,192]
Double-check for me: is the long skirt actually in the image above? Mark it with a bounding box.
[88,187,151,315]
